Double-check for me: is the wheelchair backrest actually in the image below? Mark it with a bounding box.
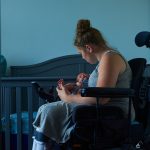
[128,58,147,122]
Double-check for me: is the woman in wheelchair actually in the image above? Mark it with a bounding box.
[32,19,135,149]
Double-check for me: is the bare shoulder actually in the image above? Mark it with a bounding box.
[96,51,126,87]
[100,51,126,74]
[102,51,124,61]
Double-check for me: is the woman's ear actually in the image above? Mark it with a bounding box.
[85,44,93,53]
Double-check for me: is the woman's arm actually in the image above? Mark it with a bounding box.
[56,82,97,104]
[56,53,126,105]
[96,52,126,104]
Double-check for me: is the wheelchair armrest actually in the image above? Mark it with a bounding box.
[80,87,135,98]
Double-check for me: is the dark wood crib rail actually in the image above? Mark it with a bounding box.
[1,76,76,150]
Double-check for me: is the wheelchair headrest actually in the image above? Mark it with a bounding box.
[135,31,150,48]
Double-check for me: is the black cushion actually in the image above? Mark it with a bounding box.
[128,58,147,122]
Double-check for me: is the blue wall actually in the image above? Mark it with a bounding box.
[1,0,150,68]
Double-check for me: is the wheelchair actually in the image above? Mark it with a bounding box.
[32,31,150,150]
[69,58,150,150]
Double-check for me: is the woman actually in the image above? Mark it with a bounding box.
[32,19,135,149]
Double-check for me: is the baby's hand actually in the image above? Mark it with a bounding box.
[81,73,89,80]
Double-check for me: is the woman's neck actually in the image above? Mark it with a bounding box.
[95,45,112,61]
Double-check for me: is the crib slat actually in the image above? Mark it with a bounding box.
[0,87,3,118]
[1,87,5,117]
[5,87,11,150]
[16,87,22,150]
[28,87,33,150]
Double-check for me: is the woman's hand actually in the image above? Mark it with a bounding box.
[57,79,76,92]
[64,83,76,92]
[56,80,72,103]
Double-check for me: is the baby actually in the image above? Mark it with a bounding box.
[57,73,89,94]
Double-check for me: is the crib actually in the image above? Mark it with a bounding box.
[0,54,96,150]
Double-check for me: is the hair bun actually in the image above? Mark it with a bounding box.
[76,19,91,35]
